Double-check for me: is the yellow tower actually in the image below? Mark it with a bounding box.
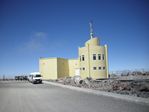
[79,22,108,79]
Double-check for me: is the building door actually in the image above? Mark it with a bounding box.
[75,68,80,76]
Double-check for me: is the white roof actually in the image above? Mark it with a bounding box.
[30,72,40,75]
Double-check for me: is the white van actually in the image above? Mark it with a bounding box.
[28,72,42,84]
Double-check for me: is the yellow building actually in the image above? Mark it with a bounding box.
[39,23,108,80]
[79,38,108,79]
[39,58,79,80]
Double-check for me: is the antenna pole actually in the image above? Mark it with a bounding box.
[89,21,94,39]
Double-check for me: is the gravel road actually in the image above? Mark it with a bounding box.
[0,81,148,112]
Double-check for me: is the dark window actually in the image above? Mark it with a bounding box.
[35,75,41,77]
[83,67,85,70]
[102,54,104,60]
[80,56,81,61]
[103,67,105,70]
[82,55,85,61]
[99,67,101,70]
[80,68,81,70]
[93,54,96,60]
[98,54,101,60]
[93,67,96,70]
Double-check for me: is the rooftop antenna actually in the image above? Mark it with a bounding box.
[89,21,94,39]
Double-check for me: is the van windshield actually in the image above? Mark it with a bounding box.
[35,75,41,77]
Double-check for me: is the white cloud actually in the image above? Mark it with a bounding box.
[24,32,47,51]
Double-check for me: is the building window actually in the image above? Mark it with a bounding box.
[93,54,96,60]
[83,67,85,70]
[98,54,101,60]
[80,68,81,70]
[82,55,85,61]
[99,67,101,70]
[93,67,96,70]
[80,56,81,61]
[103,67,105,70]
[102,54,104,60]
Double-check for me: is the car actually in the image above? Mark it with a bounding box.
[28,72,42,84]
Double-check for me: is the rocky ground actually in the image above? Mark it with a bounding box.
[47,72,149,98]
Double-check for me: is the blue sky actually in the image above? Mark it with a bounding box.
[0,0,149,76]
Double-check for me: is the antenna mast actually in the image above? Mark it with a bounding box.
[89,21,94,39]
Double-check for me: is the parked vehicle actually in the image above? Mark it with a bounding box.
[28,75,32,82]
[15,75,28,81]
[28,72,42,84]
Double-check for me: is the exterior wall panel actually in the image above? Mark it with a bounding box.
[68,59,79,77]
[57,58,69,78]
[39,58,57,80]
